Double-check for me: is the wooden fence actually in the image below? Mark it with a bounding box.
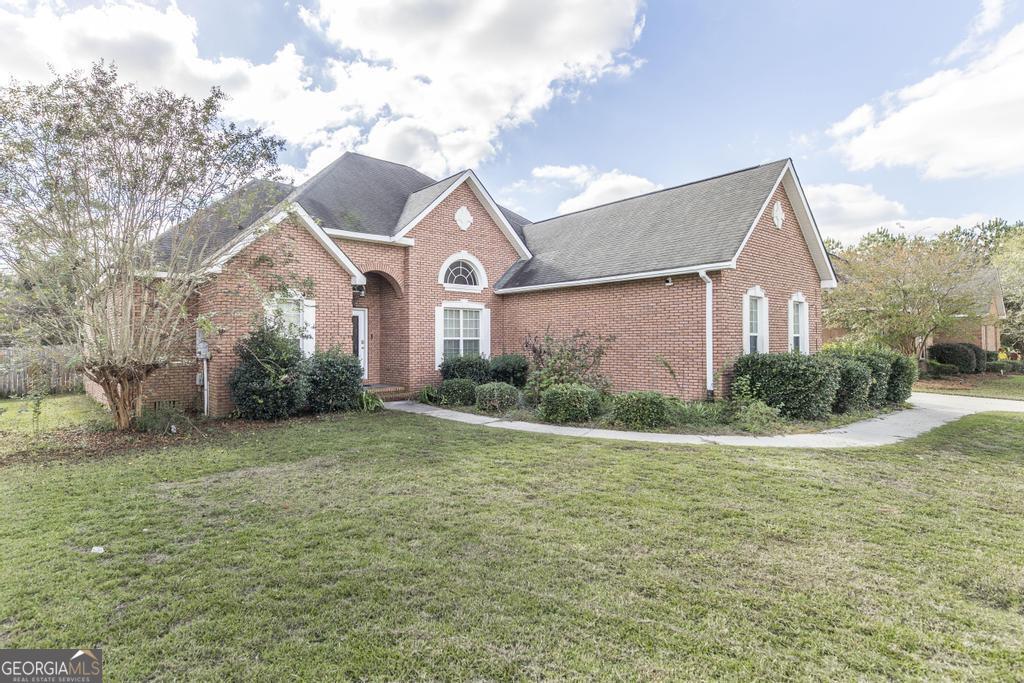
[0,346,82,398]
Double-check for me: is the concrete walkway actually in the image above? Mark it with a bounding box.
[384,392,1024,449]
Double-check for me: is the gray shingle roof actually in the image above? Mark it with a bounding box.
[494,159,790,290]
[393,172,464,232]
[153,178,294,265]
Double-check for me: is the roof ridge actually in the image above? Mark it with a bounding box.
[344,151,438,181]
[524,158,791,229]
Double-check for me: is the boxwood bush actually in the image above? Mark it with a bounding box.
[305,348,363,413]
[928,343,976,374]
[612,391,671,430]
[884,352,918,404]
[439,355,491,383]
[475,381,520,412]
[539,383,602,424]
[824,356,872,414]
[229,324,308,420]
[823,349,892,408]
[489,353,529,388]
[926,359,960,376]
[440,378,477,406]
[731,353,840,420]
[965,343,987,373]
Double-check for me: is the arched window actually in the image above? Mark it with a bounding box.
[438,251,488,292]
[444,260,478,287]
[742,285,769,354]
[788,292,809,354]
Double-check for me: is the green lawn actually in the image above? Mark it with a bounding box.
[0,394,111,458]
[915,373,1024,401]
[2,408,1024,679]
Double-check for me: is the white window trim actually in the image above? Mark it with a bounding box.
[265,290,316,357]
[742,285,769,354]
[788,292,809,354]
[438,251,488,293]
[434,300,490,368]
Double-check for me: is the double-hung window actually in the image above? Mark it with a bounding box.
[791,300,803,352]
[443,308,481,359]
[265,294,316,357]
[748,295,761,354]
[788,292,808,354]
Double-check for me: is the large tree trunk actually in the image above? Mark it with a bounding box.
[88,366,152,430]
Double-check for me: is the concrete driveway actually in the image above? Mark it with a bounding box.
[385,392,1024,449]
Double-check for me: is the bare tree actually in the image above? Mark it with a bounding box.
[0,63,282,429]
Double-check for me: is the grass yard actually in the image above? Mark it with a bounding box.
[0,394,112,458]
[915,373,1024,401]
[2,408,1024,679]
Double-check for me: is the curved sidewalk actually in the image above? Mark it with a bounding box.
[384,392,1024,449]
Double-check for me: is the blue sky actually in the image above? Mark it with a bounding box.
[2,0,1023,242]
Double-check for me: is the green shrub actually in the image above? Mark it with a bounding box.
[135,404,190,435]
[439,354,491,383]
[928,343,976,373]
[440,378,476,406]
[824,356,872,414]
[884,352,918,404]
[475,381,520,412]
[305,348,363,413]
[229,324,308,420]
[489,353,529,388]
[988,360,1013,374]
[822,348,892,408]
[732,399,782,433]
[417,385,440,404]
[965,343,987,373]
[539,383,602,424]
[731,353,840,420]
[667,399,729,427]
[1009,360,1024,373]
[612,391,671,430]
[357,390,384,412]
[986,350,999,362]
[926,359,960,376]
[523,330,613,404]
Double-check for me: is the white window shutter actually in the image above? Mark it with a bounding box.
[434,306,444,369]
[760,296,769,353]
[480,307,491,358]
[301,299,316,357]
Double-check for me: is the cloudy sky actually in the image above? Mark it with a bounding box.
[2,0,1022,243]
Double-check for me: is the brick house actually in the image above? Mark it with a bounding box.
[86,152,837,417]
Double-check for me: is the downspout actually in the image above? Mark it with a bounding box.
[698,270,714,400]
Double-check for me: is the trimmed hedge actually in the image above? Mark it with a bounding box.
[928,343,976,374]
[612,391,671,430]
[823,349,893,408]
[824,356,872,414]
[988,360,1013,374]
[475,382,520,412]
[440,378,476,406]
[539,383,602,424]
[965,343,987,373]
[986,350,999,362]
[305,348,363,413]
[926,359,960,376]
[731,353,840,420]
[489,353,529,388]
[229,324,308,420]
[884,352,918,404]
[439,355,491,383]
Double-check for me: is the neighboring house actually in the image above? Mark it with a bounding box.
[930,268,1007,353]
[84,152,836,417]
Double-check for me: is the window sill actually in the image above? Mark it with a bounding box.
[443,284,484,294]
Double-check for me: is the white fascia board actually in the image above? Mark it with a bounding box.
[323,228,414,246]
[729,161,839,287]
[394,171,533,260]
[494,261,733,294]
[286,204,367,285]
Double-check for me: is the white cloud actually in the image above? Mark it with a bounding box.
[828,20,1024,179]
[805,182,986,243]
[946,0,1006,61]
[0,0,645,178]
[556,169,660,214]
[531,164,593,185]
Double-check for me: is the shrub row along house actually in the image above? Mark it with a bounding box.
[85,152,837,417]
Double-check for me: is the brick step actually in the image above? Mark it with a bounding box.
[364,384,413,401]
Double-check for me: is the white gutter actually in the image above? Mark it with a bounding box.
[495,261,734,295]
[699,270,714,398]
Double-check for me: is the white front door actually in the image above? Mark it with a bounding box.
[352,307,368,380]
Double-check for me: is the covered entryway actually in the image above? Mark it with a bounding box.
[353,270,407,389]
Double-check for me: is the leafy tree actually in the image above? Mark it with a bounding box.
[824,229,988,357]
[993,231,1024,352]
[946,218,1024,263]
[0,63,282,429]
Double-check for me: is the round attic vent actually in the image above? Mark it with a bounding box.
[772,201,784,229]
[455,205,473,231]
